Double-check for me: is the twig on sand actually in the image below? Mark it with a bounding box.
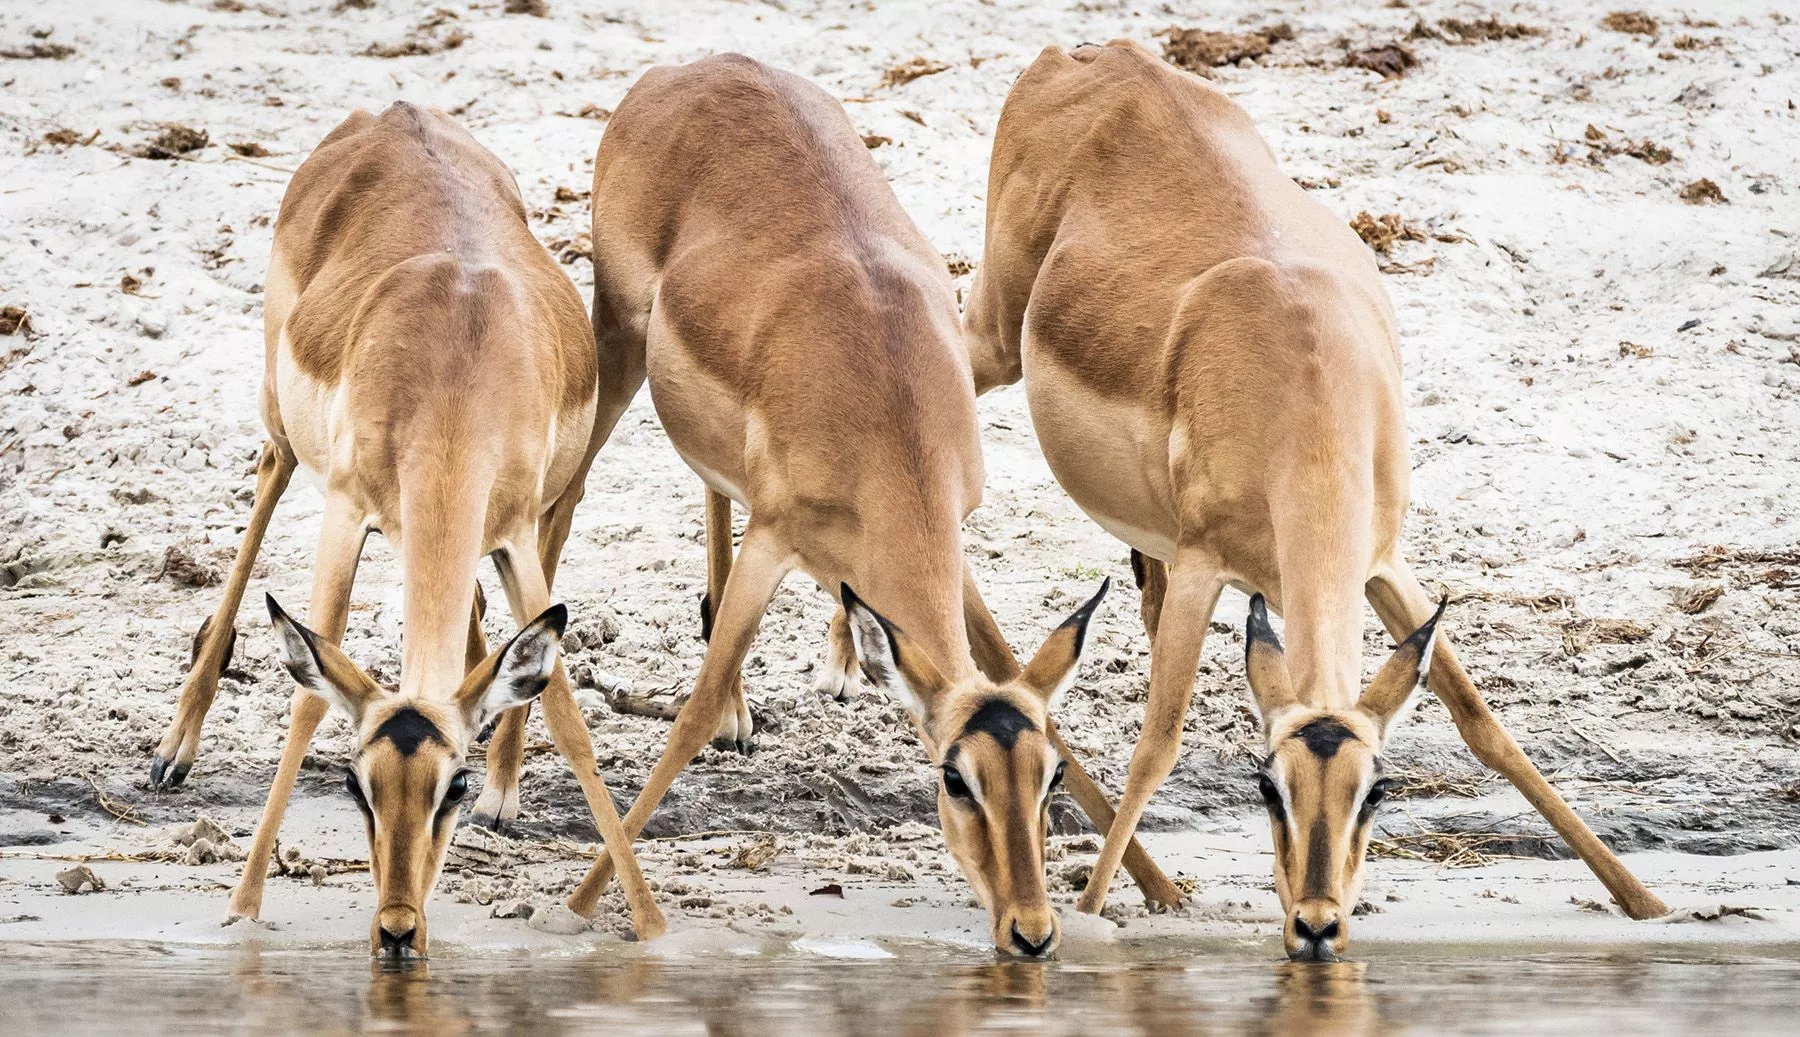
[87,775,145,826]
[1571,725,1623,764]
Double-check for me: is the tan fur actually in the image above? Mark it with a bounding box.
[148,103,663,952]
[556,55,1176,954]
[965,40,1666,951]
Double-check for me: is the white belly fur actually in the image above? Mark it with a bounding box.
[1023,350,1180,561]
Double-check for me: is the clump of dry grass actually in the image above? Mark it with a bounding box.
[1560,616,1652,656]
[1411,18,1543,45]
[879,57,950,89]
[1680,178,1727,205]
[134,124,209,160]
[1349,212,1427,254]
[1158,23,1293,74]
[1601,11,1659,36]
[1370,830,1548,868]
[1345,41,1418,79]
[364,9,468,58]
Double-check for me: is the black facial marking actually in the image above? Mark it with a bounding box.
[962,698,1037,750]
[372,706,446,756]
[1291,717,1359,760]
[1303,815,1332,899]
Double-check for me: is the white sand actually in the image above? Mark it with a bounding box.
[2,0,1798,954]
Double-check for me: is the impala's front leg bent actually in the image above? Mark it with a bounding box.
[1365,562,1668,919]
[1076,559,1222,915]
[569,528,791,914]
[228,499,365,922]
[152,440,295,789]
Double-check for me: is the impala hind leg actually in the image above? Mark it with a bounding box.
[151,441,295,789]
[1129,549,1168,642]
[569,529,791,915]
[701,488,754,754]
[962,564,1187,910]
[228,498,366,921]
[1077,556,1223,915]
[1366,563,1669,919]
[494,538,667,940]
[813,607,858,702]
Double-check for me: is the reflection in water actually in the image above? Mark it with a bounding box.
[0,941,1794,1036]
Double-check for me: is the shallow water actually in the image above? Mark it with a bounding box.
[0,940,1794,1036]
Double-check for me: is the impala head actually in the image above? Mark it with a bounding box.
[841,580,1109,959]
[264,594,565,958]
[1242,593,1445,962]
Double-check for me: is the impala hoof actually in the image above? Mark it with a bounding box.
[466,810,510,834]
[149,755,191,790]
[709,735,755,756]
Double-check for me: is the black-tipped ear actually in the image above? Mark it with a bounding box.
[1021,578,1110,706]
[1062,577,1110,640]
[840,583,948,721]
[1359,594,1448,742]
[1242,592,1297,732]
[459,604,566,731]
[265,593,382,719]
[1245,593,1283,660]
[267,593,326,691]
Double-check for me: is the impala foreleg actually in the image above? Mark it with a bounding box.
[228,498,366,921]
[152,440,295,789]
[569,529,791,915]
[1366,562,1669,919]
[1076,559,1222,915]
[493,538,667,940]
[472,434,596,831]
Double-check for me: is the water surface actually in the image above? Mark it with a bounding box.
[0,940,1792,1036]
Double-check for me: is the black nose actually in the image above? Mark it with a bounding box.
[378,926,416,955]
[1010,924,1054,958]
[1289,917,1341,961]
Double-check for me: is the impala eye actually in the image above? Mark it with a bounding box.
[1361,777,1392,818]
[1257,773,1284,818]
[445,770,470,804]
[941,764,973,800]
[1049,761,1066,790]
[344,769,369,810]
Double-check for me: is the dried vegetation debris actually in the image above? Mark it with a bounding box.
[879,56,950,88]
[0,305,35,337]
[133,124,209,160]
[1409,17,1543,45]
[1679,178,1727,205]
[1157,22,1293,74]
[158,544,223,588]
[364,9,468,58]
[1601,11,1660,37]
[1344,40,1418,79]
[1,40,75,60]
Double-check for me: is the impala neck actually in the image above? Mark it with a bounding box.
[856,513,975,683]
[397,447,492,700]
[1270,475,1375,711]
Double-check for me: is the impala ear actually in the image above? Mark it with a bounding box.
[841,583,949,723]
[1243,594,1298,736]
[1020,579,1109,709]
[456,604,566,732]
[1358,596,1446,744]
[266,594,382,722]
